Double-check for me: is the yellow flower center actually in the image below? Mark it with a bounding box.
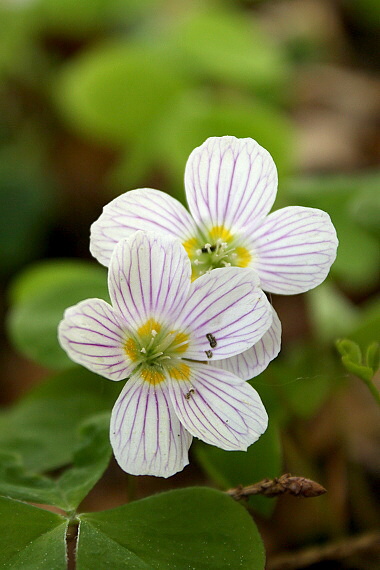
[169,363,191,381]
[123,319,190,385]
[140,367,166,385]
[183,225,252,279]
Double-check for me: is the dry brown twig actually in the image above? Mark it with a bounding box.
[226,473,327,501]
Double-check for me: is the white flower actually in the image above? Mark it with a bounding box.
[91,136,338,292]
[59,232,272,478]
[90,136,337,378]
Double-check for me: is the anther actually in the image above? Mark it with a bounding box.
[151,329,158,337]
[140,347,147,354]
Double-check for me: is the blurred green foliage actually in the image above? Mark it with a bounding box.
[0,135,55,274]
[0,412,111,511]
[285,173,380,291]
[8,260,109,369]
[195,420,282,517]
[0,367,120,471]
[336,339,380,405]
[344,0,380,27]
[54,4,294,194]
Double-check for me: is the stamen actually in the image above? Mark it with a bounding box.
[196,249,202,256]
[222,261,231,267]
[172,339,189,351]
[155,333,177,353]
[140,347,147,354]
[151,329,158,337]
[148,350,164,359]
[204,243,212,253]
[146,336,156,351]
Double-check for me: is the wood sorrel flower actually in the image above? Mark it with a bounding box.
[90,136,338,294]
[59,232,272,477]
[90,136,337,379]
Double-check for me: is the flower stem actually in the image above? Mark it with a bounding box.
[362,377,380,408]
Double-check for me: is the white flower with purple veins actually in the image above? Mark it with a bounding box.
[59,231,273,478]
[90,136,338,380]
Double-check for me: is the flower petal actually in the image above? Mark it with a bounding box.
[185,136,277,234]
[250,206,338,294]
[214,308,281,380]
[110,374,192,477]
[108,231,191,329]
[58,299,133,381]
[175,267,272,361]
[90,188,198,267]
[167,363,268,451]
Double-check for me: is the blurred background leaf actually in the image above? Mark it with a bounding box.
[0,367,120,472]
[166,8,290,98]
[7,260,109,369]
[284,174,380,291]
[195,420,282,517]
[56,42,187,146]
[0,135,55,274]
[0,412,111,511]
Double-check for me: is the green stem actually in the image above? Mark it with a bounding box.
[361,376,380,408]
[66,520,79,569]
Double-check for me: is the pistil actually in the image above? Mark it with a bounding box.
[186,228,252,278]
[125,324,190,375]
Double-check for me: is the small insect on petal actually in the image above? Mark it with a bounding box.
[185,389,195,400]
[206,333,217,348]
[205,350,213,358]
